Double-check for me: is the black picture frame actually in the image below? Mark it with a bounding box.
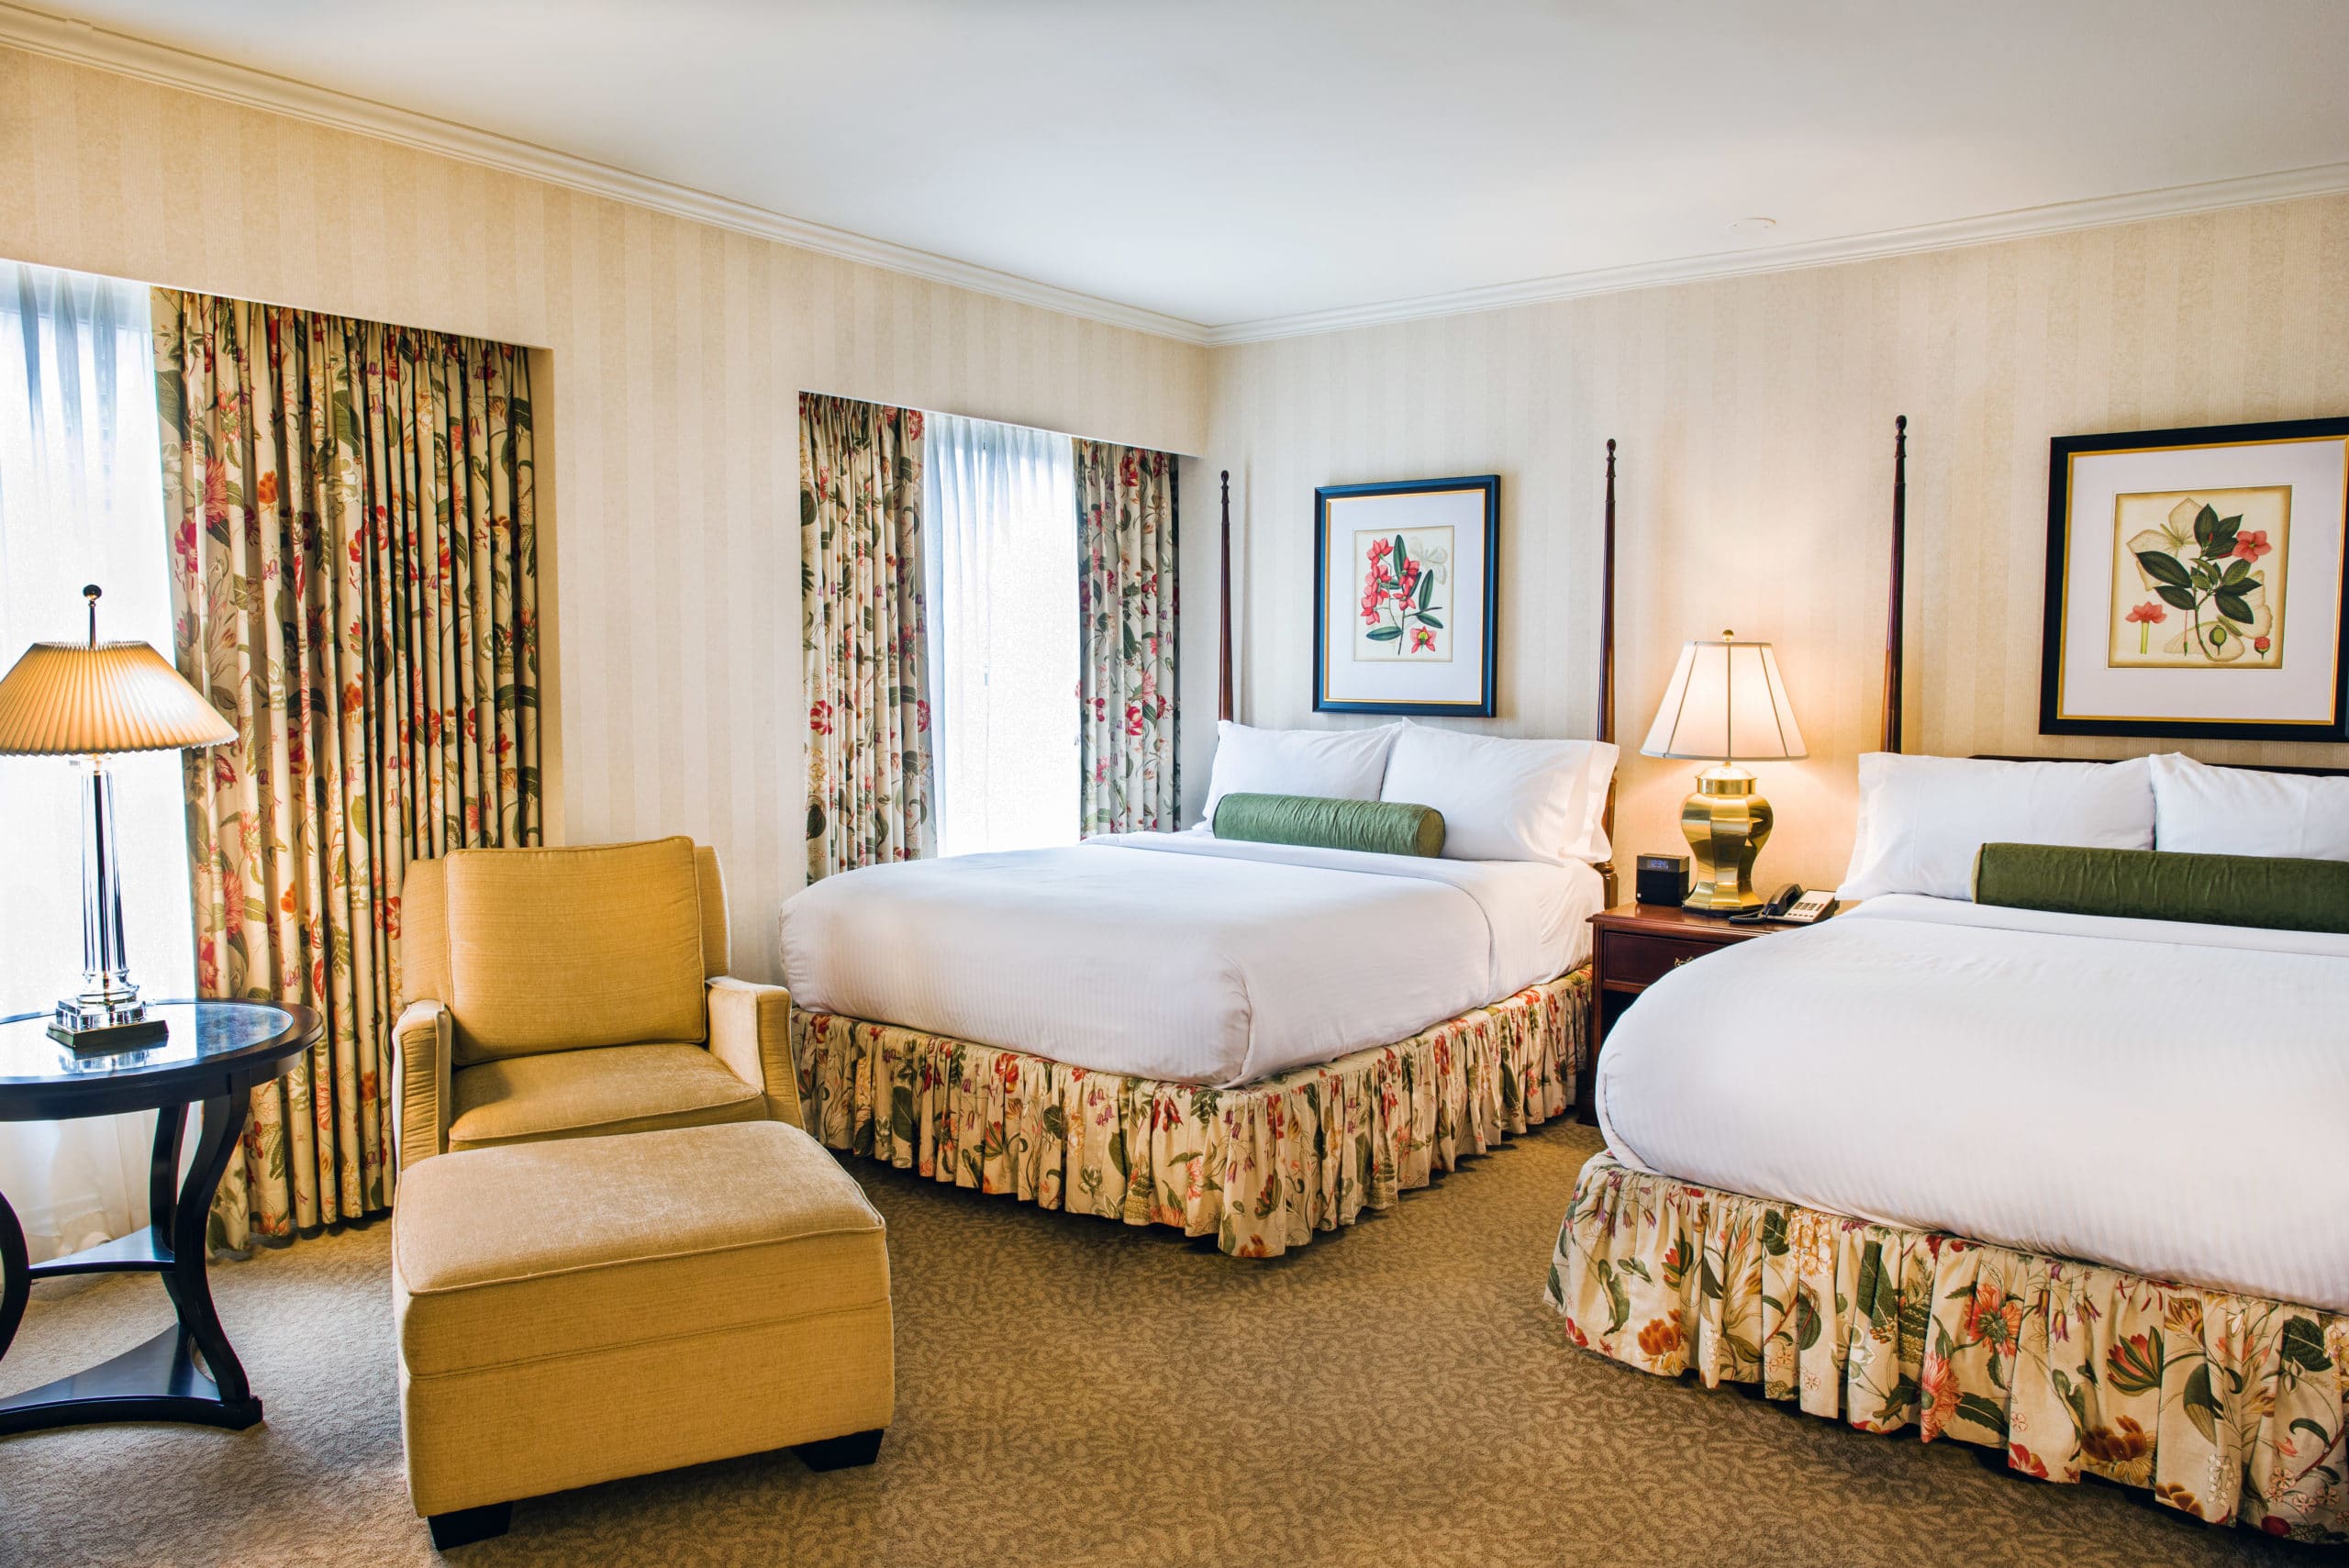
[1312,474,1499,717]
[2039,417,2349,742]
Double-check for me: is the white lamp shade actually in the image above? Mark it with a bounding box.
[0,639,237,755]
[1641,637,1806,762]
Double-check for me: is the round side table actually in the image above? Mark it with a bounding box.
[0,999,319,1434]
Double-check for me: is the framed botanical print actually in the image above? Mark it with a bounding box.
[2040,417,2349,740]
[1313,474,1498,717]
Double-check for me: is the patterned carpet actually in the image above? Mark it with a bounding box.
[1,1120,2301,1567]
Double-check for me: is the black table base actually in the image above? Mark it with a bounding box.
[0,1089,262,1433]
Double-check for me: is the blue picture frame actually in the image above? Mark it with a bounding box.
[1313,474,1499,717]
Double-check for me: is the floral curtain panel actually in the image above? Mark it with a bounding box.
[1549,1156,2349,1544]
[802,394,932,878]
[154,292,539,1251]
[1074,440,1178,834]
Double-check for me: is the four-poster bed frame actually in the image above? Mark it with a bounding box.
[1218,468,1233,725]
[1881,415,1907,754]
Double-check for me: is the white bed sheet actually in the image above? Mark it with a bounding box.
[779,833,1601,1087]
[1596,894,2349,1312]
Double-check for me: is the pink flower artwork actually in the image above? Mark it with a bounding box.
[1356,528,1449,659]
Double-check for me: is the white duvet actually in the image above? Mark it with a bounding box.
[1597,895,2349,1312]
[779,833,1601,1087]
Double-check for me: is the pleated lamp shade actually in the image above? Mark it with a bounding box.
[0,639,237,755]
[1641,634,1807,762]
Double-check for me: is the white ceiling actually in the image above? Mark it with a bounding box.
[17,0,2349,336]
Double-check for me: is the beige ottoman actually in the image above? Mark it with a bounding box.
[392,1120,893,1549]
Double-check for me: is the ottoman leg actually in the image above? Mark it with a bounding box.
[427,1501,513,1550]
[795,1428,885,1471]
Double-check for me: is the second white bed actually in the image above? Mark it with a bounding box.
[780,832,1602,1088]
[1595,895,2349,1313]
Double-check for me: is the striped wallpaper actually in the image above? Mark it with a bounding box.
[0,46,1209,980]
[6,41,2346,949]
[1206,194,2349,890]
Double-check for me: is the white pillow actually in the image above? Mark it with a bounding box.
[1201,720,1402,825]
[1378,726,1618,864]
[2150,751,2349,861]
[1568,741,1620,863]
[1838,752,2154,902]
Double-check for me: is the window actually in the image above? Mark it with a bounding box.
[922,413,1080,856]
[0,261,194,1262]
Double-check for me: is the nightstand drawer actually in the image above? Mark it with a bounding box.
[1603,930,1717,989]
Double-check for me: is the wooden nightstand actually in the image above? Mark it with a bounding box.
[1578,902,1799,1125]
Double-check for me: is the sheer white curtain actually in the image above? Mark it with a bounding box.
[921,414,1080,856]
[0,261,195,1262]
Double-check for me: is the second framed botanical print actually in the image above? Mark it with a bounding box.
[1313,475,1498,717]
[2041,417,2349,740]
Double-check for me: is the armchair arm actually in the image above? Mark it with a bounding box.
[707,976,803,1129]
[391,999,453,1173]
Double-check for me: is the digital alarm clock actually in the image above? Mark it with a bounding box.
[1635,852,1690,906]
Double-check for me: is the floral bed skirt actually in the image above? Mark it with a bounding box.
[791,972,1584,1258]
[1547,1155,2348,1544]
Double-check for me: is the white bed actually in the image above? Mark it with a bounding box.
[783,453,1627,1257]
[781,831,1602,1088]
[1594,893,2349,1312]
[1554,450,2349,1542]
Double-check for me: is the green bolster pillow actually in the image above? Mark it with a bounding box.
[1972,841,2349,934]
[1213,792,1445,858]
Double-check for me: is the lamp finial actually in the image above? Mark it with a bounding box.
[83,584,101,648]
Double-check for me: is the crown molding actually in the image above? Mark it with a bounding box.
[0,3,1214,345]
[8,3,2347,353]
[1200,160,2349,344]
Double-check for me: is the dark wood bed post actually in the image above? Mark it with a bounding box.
[1881,415,1908,753]
[1218,469,1234,724]
[1597,439,1619,907]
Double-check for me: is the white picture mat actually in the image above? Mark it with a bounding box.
[1320,487,1489,706]
[2058,436,2346,724]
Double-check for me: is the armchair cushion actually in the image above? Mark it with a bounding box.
[442,837,707,1062]
[446,1043,763,1151]
[398,848,727,1005]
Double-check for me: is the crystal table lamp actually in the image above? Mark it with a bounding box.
[1640,630,1806,913]
[0,586,236,1051]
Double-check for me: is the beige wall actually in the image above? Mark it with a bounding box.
[1204,195,2349,890]
[8,43,2346,955]
[0,46,1208,979]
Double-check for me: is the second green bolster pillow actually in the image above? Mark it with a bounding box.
[1213,792,1445,858]
[1972,840,2349,934]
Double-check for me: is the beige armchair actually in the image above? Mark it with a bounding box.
[391,836,798,1171]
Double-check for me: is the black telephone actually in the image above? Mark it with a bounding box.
[1732,884,1836,924]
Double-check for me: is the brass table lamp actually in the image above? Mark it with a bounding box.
[1640,630,1806,913]
[0,585,236,1050]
